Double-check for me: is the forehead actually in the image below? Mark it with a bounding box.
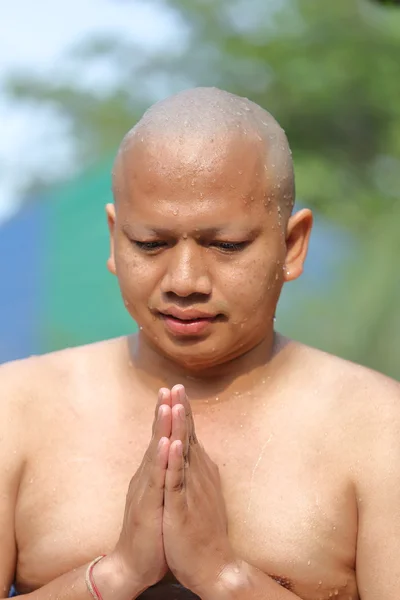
[115,130,272,223]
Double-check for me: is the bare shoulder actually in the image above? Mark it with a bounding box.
[304,343,398,404]
[295,342,400,453]
[0,336,127,418]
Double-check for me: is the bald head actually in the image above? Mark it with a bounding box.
[113,87,295,219]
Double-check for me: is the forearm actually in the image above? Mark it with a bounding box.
[12,555,145,600]
[198,561,302,600]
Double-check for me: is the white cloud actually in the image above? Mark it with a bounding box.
[0,0,178,223]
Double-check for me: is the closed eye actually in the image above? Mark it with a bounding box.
[133,240,248,253]
[133,241,168,252]
[211,241,248,252]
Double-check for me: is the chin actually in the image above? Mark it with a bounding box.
[169,345,224,371]
[138,319,270,372]
[158,337,257,374]
[151,335,230,371]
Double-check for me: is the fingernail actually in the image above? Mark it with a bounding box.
[178,386,186,402]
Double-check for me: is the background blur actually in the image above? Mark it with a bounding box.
[0,0,399,379]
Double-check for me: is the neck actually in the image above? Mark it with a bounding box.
[126,330,292,401]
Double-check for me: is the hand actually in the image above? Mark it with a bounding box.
[109,388,172,595]
[163,385,236,595]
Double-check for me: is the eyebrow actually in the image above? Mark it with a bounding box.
[122,224,260,237]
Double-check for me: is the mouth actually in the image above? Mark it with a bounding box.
[158,312,220,336]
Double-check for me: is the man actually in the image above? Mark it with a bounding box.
[0,87,399,600]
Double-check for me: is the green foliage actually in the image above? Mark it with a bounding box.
[5,0,400,378]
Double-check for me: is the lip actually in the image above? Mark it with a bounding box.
[160,307,217,320]
[158,309,218,336]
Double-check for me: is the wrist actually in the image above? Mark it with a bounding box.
[91,553,147,600]
[194,559,251,600]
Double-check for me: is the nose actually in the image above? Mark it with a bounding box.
[160,241,212,298]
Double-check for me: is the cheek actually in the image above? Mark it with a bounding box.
[219,257,281,311]
[114,249,157,304]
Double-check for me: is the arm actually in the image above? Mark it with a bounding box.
[11,556,141,600]
[0,363,171,600]
[0,361,107,600]
[162,385,304,600]
[198,562,304,600]
[354,380,400,600]
[207,378,400,600]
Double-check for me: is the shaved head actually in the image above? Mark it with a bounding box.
[107,87,312,370]
[113,87,295,221]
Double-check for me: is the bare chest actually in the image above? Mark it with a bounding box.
[15,406,358,600]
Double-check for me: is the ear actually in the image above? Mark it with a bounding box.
[106,203,117,275]
[283,208,313,282]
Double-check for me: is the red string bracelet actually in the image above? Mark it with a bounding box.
[85,555,107,600]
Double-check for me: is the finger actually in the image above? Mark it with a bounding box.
[152,388,171,435]
[159,387,172,407]
[170,384,182,408]
[145,436,170,510]
[171,384,197,444]
[153,404,172,442]
[171,404,189,458]
[164,440,186,512]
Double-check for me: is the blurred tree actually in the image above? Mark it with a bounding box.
[5,0,400,377]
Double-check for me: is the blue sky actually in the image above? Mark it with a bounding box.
[0,0,177,222]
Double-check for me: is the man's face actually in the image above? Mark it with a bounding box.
[108,131,299,369]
